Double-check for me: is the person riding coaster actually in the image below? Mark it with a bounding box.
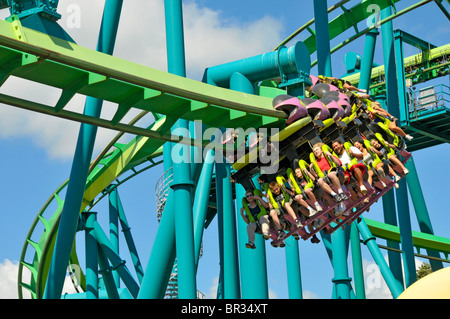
[370,134,411,175]
[240,189,270,249]
[364,99,413,146]
[331,139,373,199]
[286,162,326,239]
[368,137,409,187]
[308,142,356,225]
[264,178,323,245]
[353,139,397,190]
[266,180,303,226]
[317,75,369,96]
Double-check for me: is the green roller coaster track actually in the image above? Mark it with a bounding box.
[0,0,446,299]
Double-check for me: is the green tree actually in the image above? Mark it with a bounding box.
[416,263,432,279]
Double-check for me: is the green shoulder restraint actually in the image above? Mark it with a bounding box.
[287,160,314,193]
[309,144,338,178]
[241,189,267,223]
[264,179,290,210]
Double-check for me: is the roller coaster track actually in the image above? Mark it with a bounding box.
[1,0,446,299]
[342,43,450,95]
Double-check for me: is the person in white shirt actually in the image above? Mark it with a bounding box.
[332,139,368,195]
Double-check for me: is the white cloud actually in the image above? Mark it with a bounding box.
[207,276,219,299]
[302,290,319,299]
[0,1,284,161]
[0,259,22,299]
[359,256,426,299]
[0,259,78,299]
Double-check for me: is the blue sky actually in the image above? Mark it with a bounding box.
[0,0,449,299]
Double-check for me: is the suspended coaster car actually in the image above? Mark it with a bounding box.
[230,75,412,245]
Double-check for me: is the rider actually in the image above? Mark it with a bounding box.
[240,189,270,249]
[331,139,368,195]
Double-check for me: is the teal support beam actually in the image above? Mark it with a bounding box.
[230,72,269,299]
[358,219,404,298]
[381,6,416,288]
[222,163,241,299]
[320,231,333,262]
[219,163,241,299]
[189,120,203,183]
[313,0,332,77]
[380,6,400,119]
[165,0,186,77]
[313,0,353,298]
[138,189,176,299]
[216,166,225,299]
[395,180,417,287]
[109,190,120,287]
[84,211,98,299]
[350,222,365,299]
[97,244,120,299]
[381,189,404,288]
[43,0,123,299]
[393,27,442,271]
[404,158,443,271]
[359,29,379,92]
[285,236,303,299]
[331,227,352,299]
[236,182,269,299]
[193,149,215,269]
[93,221,140,298]
[393,30,409,126]
[111,188,145,284]
[163,143,173,172]
[164,0,196,299]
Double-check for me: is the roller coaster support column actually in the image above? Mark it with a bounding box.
[165,0,196,299]
[109,191,120,287]
[43,0,123,299]
[93,221,140,298]
[381,190,404,287]
[395,179,417,286]
[236,183,269,299]
[393,31,443,271]
[313,0,332,77]
[354,29,378,298]
[285,236,303,299]
[381,6,416,288]
[84,211,98,299]
[137,0,183,296]
[331,227,352,299]
[350,222,365,299]
[315,0,352,298]
[138,189,176,298]
[231,73,269,299]
[358,29,379,92]
[216,162,241,298]
[110,188,145,283]
[98,242,120,299]
[404,158,443,270]
[358,219,403,298]
[193,149,215,269]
